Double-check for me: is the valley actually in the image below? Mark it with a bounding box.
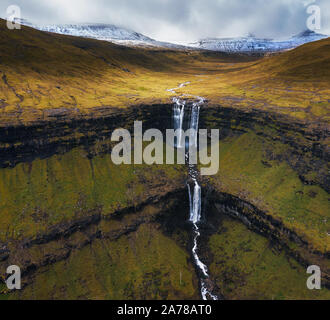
[0,18,329,300]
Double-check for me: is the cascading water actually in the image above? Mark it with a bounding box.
[173,99,185,148]
[170,82,218,300]
[189,103,200,148]
[187,181,201,224]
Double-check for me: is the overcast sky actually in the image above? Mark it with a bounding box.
[1,0,329,43]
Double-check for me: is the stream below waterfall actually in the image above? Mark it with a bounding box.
[168,82,218,300]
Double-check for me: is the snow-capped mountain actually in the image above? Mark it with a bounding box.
[12,19,328,53]
[192,30,328,53]
[37,23,154,42]
[15,18,188,49]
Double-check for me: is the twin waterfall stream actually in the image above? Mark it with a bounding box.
[169,83,218,300]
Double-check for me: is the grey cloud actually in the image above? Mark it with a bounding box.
[1,0,329,43]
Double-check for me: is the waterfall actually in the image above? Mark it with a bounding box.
[173,98,185,148]
[187,180,218,300]
[188,181,201,224]
[189,103,200,148]
[171,89,218,301]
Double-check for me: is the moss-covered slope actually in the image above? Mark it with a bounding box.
[9,223,198,300]
[208,216,330,300]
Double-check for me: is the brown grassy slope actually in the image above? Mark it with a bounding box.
[0,19,249,127]
[181,38,330,124]
[259,37,330,80]
[0,18,329,125]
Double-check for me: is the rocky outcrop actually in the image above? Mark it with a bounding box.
[2,103,328,193]
[200,105,329,193]
[0,104,172,169]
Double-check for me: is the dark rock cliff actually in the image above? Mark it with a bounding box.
[0,103,328,298]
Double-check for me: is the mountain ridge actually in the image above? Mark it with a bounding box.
[12,18,329,53]
[192,29,329,53]
[13,18,190,49]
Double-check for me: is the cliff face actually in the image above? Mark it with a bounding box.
[199,105,329,292]
[0,105,193,298]
[4,191,199,300]
[0,104,172,169]
[200,106,329,193]
[0,102,329,299]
